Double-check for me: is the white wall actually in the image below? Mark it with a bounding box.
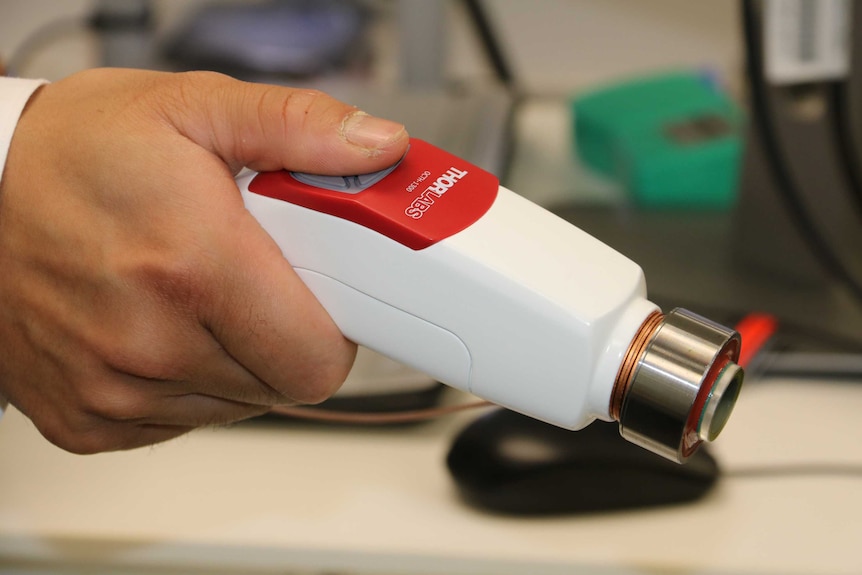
[474,0,742,94]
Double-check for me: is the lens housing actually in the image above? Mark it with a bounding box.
[611,308,744,463]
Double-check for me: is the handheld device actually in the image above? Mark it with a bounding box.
[236,138,744,463]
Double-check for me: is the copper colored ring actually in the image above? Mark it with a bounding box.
[615,308,745,462]
[610,311,663,421]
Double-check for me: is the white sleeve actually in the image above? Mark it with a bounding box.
[0,76,48,420]
[0,77,48,184]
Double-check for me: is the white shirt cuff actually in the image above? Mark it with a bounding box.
[0,77,48,420]
[0,77,48,186]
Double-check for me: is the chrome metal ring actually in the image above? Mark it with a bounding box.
[617,308,743,463]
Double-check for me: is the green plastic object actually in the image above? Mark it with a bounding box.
[572,71,743,209]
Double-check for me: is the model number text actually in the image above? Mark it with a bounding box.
[404,167,469,219]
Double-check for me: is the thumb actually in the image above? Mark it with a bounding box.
[150,72,405,404]
[159,71,409,175]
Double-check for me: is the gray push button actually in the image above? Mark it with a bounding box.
[290,173,362,192]
[290,153,405,193]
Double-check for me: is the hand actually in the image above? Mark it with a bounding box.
[0,68,409,453]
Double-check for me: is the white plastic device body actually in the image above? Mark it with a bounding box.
[236,168,658,430]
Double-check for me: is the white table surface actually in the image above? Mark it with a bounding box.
[1,377,862,575]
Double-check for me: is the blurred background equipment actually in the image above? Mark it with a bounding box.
[160,0,514,178]
[162,0,371,78]
[734,0,862,351]
[89,0,155,68]
[572,69,743,210]
[560,0,862,371]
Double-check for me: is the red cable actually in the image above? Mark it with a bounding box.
[734,313,779,368]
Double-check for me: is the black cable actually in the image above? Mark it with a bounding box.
[740,0,862,305]
[461,0,516,90]
[828,1,862,220]
[830,78,862,223]
[725,463,862,479]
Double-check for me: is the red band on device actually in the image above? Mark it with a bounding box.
[248,138,499,250]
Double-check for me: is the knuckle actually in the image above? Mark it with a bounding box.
[292,348,354,405]
[130,253,210,318]
[91,255,211,379]
[267,87,335,134]
[58,433,114,455]
[297,379,341,405]
[88,324,185,382]
[274,87,326,116]
[168,70,231,103]
[76,381,147,423]
[36,414,117,455]
[151,70,234,143]
[178,69,231,86]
